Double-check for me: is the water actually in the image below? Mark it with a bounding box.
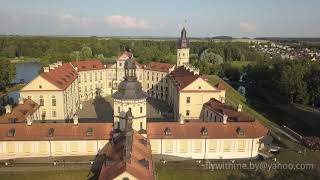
[12,62,42,84]
[7,62,42,103]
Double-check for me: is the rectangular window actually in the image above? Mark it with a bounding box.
[7,143,15,154]
[70,142,78,153]
[223,140,232,152]
[186,110,190,116]
[109,82,112,87]
[193,140,202,153]
[54,143,63,154]
[86,142,95,153]
[39,142,48,154]
[186,97,190,103]
[151,141,158,154]
[23,143,31,154]
[52,110,57,117]
[40,99,44,106]
[237,140,246,152]
[140,106,143,113]
[79,87,81,92]
[208,140,216,153]
[100,72,103,80]
[179,140,188,153]
[147,83,149,89]
[52,99,56,106]
[118,107,120,113]
[164,140,173,153]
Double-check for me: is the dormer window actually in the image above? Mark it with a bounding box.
[164,127,172,136]
[48,128,54,137]
[201,127,208,136]
[236,127,245,136]
[7,128,15,137]
[39,85,42,89]
[86,128,93,136]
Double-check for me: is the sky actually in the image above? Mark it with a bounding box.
[0,0,319,37]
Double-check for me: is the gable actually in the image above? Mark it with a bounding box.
[21,76,60,91]
[182,77,218,91]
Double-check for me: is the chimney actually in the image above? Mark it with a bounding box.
[43,67,49,73]
[237,104,242,112]
[5,105,12,114]
[27,117,33,126]
[49,64,55,70]
[179,113,185,125]
[57,61,62,66]
[74,66,78,71]
[73,115,79,125]
[223,114,228,124]
[18,97,24,105]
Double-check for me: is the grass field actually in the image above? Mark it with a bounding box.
[0,170,89,180]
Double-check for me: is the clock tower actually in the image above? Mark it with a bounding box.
[177,27,190,66]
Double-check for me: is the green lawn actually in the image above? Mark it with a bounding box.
[0,170,89,180]
[229,61,251,69]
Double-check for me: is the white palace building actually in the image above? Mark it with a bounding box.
[0,28,268,180]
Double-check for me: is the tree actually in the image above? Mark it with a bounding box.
[70,51,81,61]
[0,58,16,86]
[200,50,223,65]
[275,61,309,104]
[81,46,93,59]
[307,64,320,106]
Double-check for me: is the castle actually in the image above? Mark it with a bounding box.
[0,28,268,180]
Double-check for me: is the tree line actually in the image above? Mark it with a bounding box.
[244,60,320,106]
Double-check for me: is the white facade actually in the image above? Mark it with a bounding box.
[150,138,261,159]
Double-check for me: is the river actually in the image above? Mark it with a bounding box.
[7,62,42,102]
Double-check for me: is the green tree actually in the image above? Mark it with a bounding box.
[81,46,93,59]
[0,58,16,86]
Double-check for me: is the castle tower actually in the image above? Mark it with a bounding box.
[113,57,148,136]
[177,27,190,66]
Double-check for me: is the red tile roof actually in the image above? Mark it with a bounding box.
[0,123,113,141]
[204,98,255,122]
[169,66,201,91]
[145,62,175,72]
[40,63,77,90]
[99,131,154,180]
[71,60,105,71]
[147,121,268,139]
[0,99,39,124]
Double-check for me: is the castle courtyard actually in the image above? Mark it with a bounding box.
[76,96,174,123]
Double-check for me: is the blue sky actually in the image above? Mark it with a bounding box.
[0,0,319,37]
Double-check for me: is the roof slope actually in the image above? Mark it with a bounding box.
[0,99,39,124]
[147,121,268,139]
[0,123,113,141]
[145,62,175,72]
[99,131,154,180]
[204,98,255,122]
[40,63,77,90]
[71,60,105,71]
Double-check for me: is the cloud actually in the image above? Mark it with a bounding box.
[105,15,152,29]
[239,22,256,32]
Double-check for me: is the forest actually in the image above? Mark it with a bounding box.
[0,36,319,107]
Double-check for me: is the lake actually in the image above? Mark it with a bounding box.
[7,62,42,102]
